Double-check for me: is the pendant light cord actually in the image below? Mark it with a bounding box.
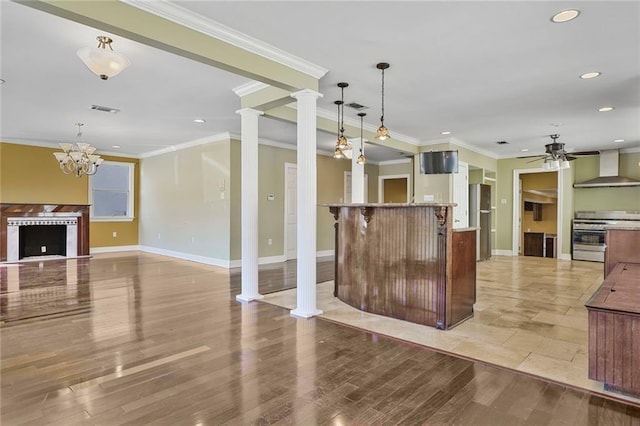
[380,67,385,126]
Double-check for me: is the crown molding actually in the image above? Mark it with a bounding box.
[122,0,328,79]
[1,138,141,158]
[139,132,231,158]
[232,81,270,97]
[378,158,412,165]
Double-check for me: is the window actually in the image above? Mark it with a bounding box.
[89,161,134,221]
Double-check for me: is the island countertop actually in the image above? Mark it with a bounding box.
[324,202,456,207]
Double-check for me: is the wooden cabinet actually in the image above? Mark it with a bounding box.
[604,229,640,277]
[524,232,544,257]
[586,263,640,397]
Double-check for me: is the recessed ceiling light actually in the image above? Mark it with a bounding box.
[613,139,624,143]
[551,9,580,23]
[580,72,601,79]
[193,119,206,123]
[112,145,121,149]
[598,106,615,112]
[521,148,529,152]
[441,131,451,135]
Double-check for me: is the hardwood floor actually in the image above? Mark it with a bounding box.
[1,252,639,425]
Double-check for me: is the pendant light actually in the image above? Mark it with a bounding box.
[77,36,130,80]
[337,82,349,150]
[356,113,367,165]
[333,100,345,159]
[375,62,391,140]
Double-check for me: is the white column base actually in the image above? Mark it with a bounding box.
[236,294,264,303]
[290,308,323,319]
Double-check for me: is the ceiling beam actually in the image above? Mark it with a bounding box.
[16,0,319,92]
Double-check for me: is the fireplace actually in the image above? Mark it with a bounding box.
[1,204,90,262]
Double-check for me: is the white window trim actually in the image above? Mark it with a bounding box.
[88,160,135,222]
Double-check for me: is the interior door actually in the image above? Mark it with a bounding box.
[453,161,469,229]
[285,163,297,260]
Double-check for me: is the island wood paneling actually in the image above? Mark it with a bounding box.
[604,229,640,277]
[330,204,475,330]
[449,229,477,327]
[586,262,640,397]
[0,203,90,261]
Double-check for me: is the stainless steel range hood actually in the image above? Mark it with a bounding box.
[573,150,640,188]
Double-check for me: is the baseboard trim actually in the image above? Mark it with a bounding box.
[316,249,335,258]
[493,249,514,256]
[558,253,572,261]
[91,245,141,254]
[139,246,231,268]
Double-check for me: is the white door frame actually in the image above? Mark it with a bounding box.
[378,174,411,203]
[512,167,563,258]
[284,162,296,260]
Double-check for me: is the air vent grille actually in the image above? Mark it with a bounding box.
[91,105,120,114]
[346,102,368,111]
[496,140,509,145]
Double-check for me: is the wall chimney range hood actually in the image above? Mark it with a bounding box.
[573,150,640,188]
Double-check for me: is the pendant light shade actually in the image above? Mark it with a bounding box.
[77,36,130,80]
[375,62,391,141]
[357,112,367,165]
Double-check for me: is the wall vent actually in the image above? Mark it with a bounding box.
[91,104,120,114]
[346,102,368,111]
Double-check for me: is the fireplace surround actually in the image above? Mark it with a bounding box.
[1,204,89,262]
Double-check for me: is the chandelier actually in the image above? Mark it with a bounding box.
[77,36,130,80]
[375,62,391,140]
[53,123,104,177]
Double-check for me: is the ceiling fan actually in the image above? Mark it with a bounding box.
[523,134,599,169]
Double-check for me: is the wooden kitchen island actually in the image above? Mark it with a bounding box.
[586,262,640,398]
[327,203,476,330]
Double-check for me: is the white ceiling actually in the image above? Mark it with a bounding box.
[1,1,639,162]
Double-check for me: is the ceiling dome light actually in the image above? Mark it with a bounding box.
[193,119,206,123]
[77,36,130,80]
[580,72,601,79]
[441,131,451,135]
[598,106,615,112]
[551,9,580,23]
[614,139,624,143]
[111,145,121,149]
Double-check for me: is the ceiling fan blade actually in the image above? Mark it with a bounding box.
[569,150,600,156]
[525,156,546,163]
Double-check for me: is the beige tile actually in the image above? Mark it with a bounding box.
[452,340,530,369]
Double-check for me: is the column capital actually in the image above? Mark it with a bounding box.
[236,107,264,116]
[290,89,323,100]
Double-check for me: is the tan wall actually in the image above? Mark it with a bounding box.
[139,139,232,260]
[573,153,640,211]
[522,204,557,234]
[230,140,242,260]
[1,142,140,248]
[383,178,409,202]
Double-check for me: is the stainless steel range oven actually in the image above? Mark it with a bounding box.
[572,211,640,262]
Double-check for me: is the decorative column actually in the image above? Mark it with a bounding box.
[236,108,264,303]
[351,137,365,203]
[290,89,323,318]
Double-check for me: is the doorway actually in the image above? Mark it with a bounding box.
[512,168,563,258]
[378,174,410,203]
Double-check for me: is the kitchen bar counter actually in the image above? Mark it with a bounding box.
[586,262,640,397]
[327,203,476,330]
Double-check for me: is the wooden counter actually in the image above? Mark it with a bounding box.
[585,262,640,397]
[604,228,640,277]
[327,203,476,330]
